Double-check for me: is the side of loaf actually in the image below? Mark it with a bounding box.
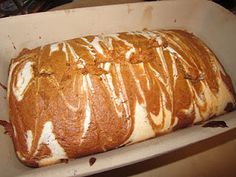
[7,30,236,167]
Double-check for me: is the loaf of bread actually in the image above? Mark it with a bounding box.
[7,30,235,167]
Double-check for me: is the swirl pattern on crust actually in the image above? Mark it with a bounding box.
[7,30,236,167]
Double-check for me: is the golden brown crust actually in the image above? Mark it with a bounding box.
[7,29,236,167]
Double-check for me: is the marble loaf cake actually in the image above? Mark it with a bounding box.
[7,30,236,167]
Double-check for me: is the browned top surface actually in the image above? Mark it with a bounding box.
[7,29,236,167]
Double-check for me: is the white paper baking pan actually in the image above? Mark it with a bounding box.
[0,0,236,176]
